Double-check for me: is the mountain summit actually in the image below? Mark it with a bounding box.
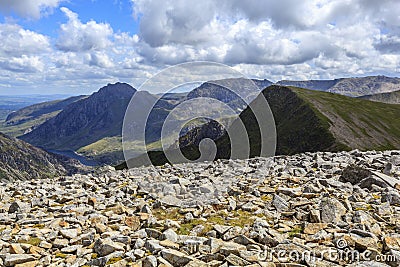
[20,83,136,150]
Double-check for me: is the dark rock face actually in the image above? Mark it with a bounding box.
[178,120,226,148]
[20,82,136,150]
[0,132,83,181]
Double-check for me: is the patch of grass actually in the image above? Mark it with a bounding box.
[91,253,98,259]
[106,257,123,264]
[288,226,303,238]
[152,208,183,221]
[19,237,41,246]
[261,195,273,202]
[372,194,381,200]
[176,210,262,236]
[355,204,374,211]
[55,253,68,258]
[177,219,209,235]
[78,136,165,165]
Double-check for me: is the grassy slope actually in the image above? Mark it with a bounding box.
[118,85,400,168]
[292,87,400,150]
[78,136,166,165]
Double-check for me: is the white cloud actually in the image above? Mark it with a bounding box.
[0,0,62,19]
[56,7,113,52]
[0,23,50,57]
[2,1,400,94]
[89,52,115,68]
[131,0,400,70]
[0,55,45,72]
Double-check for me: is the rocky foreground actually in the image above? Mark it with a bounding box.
[1,150,400,267]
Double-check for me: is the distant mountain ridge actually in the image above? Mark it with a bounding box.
[6,95,87,126]
[359,90,400,104]
[1,95,87,137]
[187,78,272,112]
[278,75,400,97]
[0,132,83,181]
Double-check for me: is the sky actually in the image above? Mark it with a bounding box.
[0,0,399,95]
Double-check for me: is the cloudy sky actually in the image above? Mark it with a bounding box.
[0,0,399,95]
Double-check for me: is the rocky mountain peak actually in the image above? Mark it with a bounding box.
[96,82,136,98]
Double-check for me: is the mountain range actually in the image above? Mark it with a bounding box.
[120,84,400,168]
[1,75,400,167]
[278,75,400,96]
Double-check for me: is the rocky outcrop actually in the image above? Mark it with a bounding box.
[0,150,400,266]
[0,132,84,181]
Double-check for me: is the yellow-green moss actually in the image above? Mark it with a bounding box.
[288,226,303,238]
[19,237,41,246]
[176,210,262,236]
[372,194,381,199]
[106,257,123,264]
[260,195,273,202]
[177,219,208,235]
[153,208,183,221]
[56,252,68,258]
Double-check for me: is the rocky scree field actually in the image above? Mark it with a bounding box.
[0,150,400,266]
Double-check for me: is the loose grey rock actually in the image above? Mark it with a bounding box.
[4,254,36,266]
[161,248,193,266]
[272,194,289,211]
[94,238,125,256]
[320,197,347,223]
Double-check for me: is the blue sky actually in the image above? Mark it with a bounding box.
[1,1,138,38]
[0,0,399,95]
